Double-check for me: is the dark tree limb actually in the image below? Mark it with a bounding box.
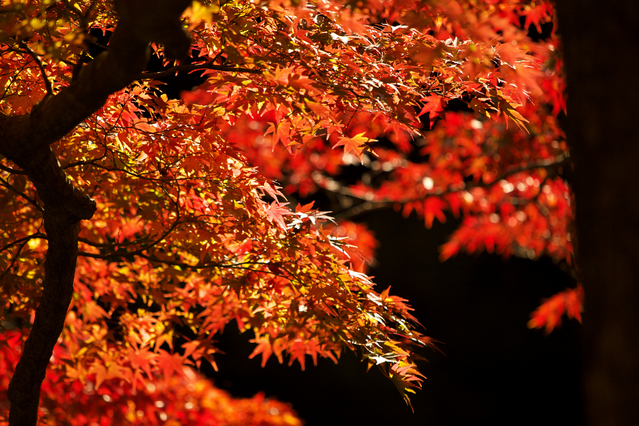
[0,1,194,425]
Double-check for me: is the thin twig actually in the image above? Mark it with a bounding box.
[18,41,53,96]
[0,176,44,213]
[79,250,276,274]
[78,216,181,259]
[0,233,46,254]
[0,240,28,282]
[319,154,569,205]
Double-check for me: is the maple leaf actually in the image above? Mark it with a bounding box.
[523,3,552,34]
[127,346,156,380]
[334,132,376,160]
[81,301,108,323]
[184,1,216,28]
[305,99,332,118]
[423,197,448,228]
[249,335,274,367]
[264,201,292,229]
[93,362,125,390]
[380,361,425,413]
[528,285,584,334]
[418,94,445,125]
[498,97,530,132]
[157,351,187,380]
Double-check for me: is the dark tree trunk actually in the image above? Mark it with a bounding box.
[554,1,639,425]
[0,1,192,424]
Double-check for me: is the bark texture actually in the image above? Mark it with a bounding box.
[0,1,192,425]
[554,1,639,425]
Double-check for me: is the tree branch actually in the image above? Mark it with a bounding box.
[0,233,46,256]
[0,239,29,283]
[0,162,27,175]
[318,154,569,214]
[0,175,44,214]
[142,62,262,80]
[18,41,53,97]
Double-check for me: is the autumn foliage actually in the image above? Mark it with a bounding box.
[0,0,578,424]
[1,328,302,425]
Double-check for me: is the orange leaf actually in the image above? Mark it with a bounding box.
[528,285,584,333]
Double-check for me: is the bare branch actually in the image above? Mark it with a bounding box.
[142,62,262,80]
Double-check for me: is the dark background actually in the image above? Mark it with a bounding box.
[204,209,584,426]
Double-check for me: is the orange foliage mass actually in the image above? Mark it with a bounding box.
[0,0,576,423]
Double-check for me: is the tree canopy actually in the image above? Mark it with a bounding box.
[0,0,581,425]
